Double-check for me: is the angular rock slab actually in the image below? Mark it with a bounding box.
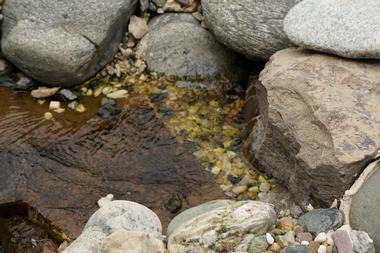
[284,0,380,59]
[2,0,137,86]
[168,201,276,253]
[202,0,299,60]
[137,13,248,88]
[341,160,380,251]
[244,48,380,205]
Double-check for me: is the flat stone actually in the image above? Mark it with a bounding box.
[137,13,248,88]
[281,245,310,253]
[243,48,380,205]
[31,87,60,99]
[1,0,137,86]
[332,228,353,253]
[284,0,380,59]
[168,201,276,253]
[298,209,342,235]
[202,0,299,60]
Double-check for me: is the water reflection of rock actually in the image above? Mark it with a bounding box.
[0,88,224,239]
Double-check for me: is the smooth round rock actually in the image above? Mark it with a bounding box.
[284,0,380,59]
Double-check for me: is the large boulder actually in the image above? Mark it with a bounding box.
[137,13,248,89]
[1,0,137,87]
[340,160,380,251]
[284,0,380,59]
[201,0,299,60]
[243,48,380,206]
[167,201,276,253]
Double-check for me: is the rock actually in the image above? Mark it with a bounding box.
[318,245,327,253]
[97,98,122,119]
[201,0,299,60]
[281,245,310,253]
[137,13,248,88]
[308,241,320,253]
[106,230,165,253]
[249,235,269,253]
[168,201,276,253]
[243,48,380,205]
[97,194,114,207]
[167,199,233,236]
[351,230,375,253]
[63,230,107,253]
[58,89,78,101]
[49,101,61,110]
[1,0,138,86]
[164,192,182,214]
[314,232,327,243]
[268,243,282,252]
[267,232,275,245]
[106,90,128,99]
[128,16,149,39]
[332,227,353,253]
[284,0,380,59]
[31,87,60,99]
[340,160,380,251]
[298,209,343,235]
[297,232,313,243]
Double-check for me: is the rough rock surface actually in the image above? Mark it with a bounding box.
[1,0,137,86]
[284,0,380,59]
[137,13,248,88]
[201,0,299,60]
[351,230,375,253]
[244,48,380,205]
[168,201,276,253]
[297,209,343,235]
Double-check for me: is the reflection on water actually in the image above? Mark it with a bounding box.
[0,87,224,242]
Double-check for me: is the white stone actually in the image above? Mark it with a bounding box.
[318,245,327,253]
[97,194,114,207]
[106,90,128,99]
[315,232,327,242]
[49,101,61,110]
[266,233,275,245]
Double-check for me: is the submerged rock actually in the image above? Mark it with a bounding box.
[1,0,138,86]
[167,201,276,253]
[284,0,380,59]
[137,13,248,89]
[202,0,299,60]
[244,48,380,205]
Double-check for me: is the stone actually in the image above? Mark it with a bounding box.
[201,0,299,60]
[137,13,248,88]
[106,90,128,99]
[284,0,380,59]
[318,245,327,253]
[49,101,61,110]
[350,230,375,253]
[97,194,114,207]
[314,233,327,243]
[249,235,269,253]
[297,232,313,243]
[332,228,353,253]
[243,48,380,206]
[308,241,320,253]
[298,209,342,235]
[167,199,233,236]
[281,245,310,253]
[31,87,60,99]
[128,16,149,39]
[106,230,165,253]
[268,243,282,252]
[97,98,121,119]
[340,160,380,251]
[63,230,107,253]
[267,232,275,245]
[58,89,78,101]
[1,0,138,86]
[167,201,276,253]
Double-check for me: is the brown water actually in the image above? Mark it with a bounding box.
[0,87,224,244]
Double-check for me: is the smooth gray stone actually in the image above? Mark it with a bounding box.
[2,0,137,87]
[201,0,300,60]
[137,13,249,88]
[284,0,380,59]
[298,209,343,235]
[350,163,380,251]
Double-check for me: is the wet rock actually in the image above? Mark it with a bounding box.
[167,199,233,236]
[351,230,375,253]
[96,98,122,119]
[243,48,380,205]
[128,16,149,39]
[168,201,276,253]
[31,87,60,99]
[106,90,128,99]
[281,245,310,253]
[106,230,165,253]
[58,89,78,101]
[202,0,299,60]
[137,13,248,88]
[0,94,224,239]
[298,209,343,235]
[341,160,380,251]
[164,192,182,214]
[284,0,380,59]
[1,0,138,87]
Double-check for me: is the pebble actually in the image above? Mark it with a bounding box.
[266,232,275,244]
[31,87,60,99]
[97,194,114,207]
[314,232,327,243]
[297,232,313,243]
[232,185,248,195]
[106,89,128,99]
[44,112,53,120]
[298,209,343,235]
[59,89,78,101]
[281,245,309,253]
[249,235,269,253]
[49,101,61,110]
[128,15,149,39]
[308,241,320,253]
[268,242,282,252]
[318,245,327,253]
[332,228,353,253]
[301,241,309,246]
[260,182,271,192]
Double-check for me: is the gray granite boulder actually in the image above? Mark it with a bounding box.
[137,13,249,89]
[284,0,380,59]
[1,0,137,87]
[341,160,380,251]
[201,0,299,60]
[243,48,380,206]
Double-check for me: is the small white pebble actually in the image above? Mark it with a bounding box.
[266,233,274,245]
[301,241,309,246]
[49,101,61,110]
[315,232,327,242]
[318,245,327,253]
[306,204,314,211]
[97,194,114,207]
[44,112,53,120]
